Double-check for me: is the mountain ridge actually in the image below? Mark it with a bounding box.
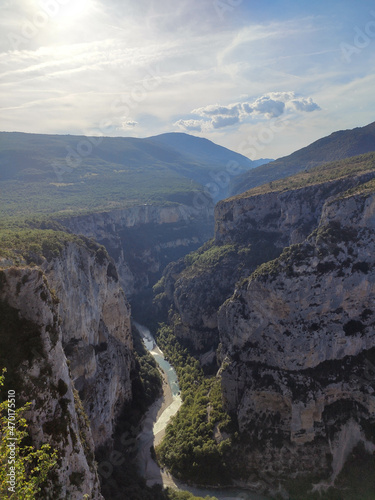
[229,120,375,196]
[148,131,271,169]
[0,131,263,213]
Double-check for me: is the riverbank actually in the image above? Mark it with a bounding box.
[152,344,175,446]
[135,322,270,500]
[134,324,182,486]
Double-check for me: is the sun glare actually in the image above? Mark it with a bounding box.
[57,0,93,22]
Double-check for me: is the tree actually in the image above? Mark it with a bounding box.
[0,369,58,499]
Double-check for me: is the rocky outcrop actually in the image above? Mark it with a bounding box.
[0,266,104,499]
[215,171,375,246]
[219,223,375,371]
[42,241,133,447]
[160,241,280,353]
[217,187,375,492]
[60,203,214,297]
[0,238,135,497]
[156,172,375,354]
[153,160,375,494]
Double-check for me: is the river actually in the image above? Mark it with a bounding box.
[134,322,270,500]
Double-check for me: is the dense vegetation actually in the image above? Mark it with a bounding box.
[229,121,375,195]
[183,241,237,270]
[0,130,258,223]
[0,133,208,250]
[0,227,105,264]
[97,325,219,500]
[155,324,235,485]
[0,370,58,499]
[165,491,216,500]
[131,324,163,413]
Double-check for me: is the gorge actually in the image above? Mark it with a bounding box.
[1,126,375,499]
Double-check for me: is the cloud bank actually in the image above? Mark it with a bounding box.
[175,92,320,131]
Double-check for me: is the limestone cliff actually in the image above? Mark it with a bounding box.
[0,265,104,499]
[59,202,214,297]
[42,241,133,447]
[217,186,375,494]
[57,202,213,356]
[155,166,375,355]
[0,238,134,498]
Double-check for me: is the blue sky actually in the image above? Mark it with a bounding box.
[1,0,375,159]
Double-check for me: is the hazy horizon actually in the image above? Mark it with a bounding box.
[1,0,375,160]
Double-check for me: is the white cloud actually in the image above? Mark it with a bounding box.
[120,120,138,129]
[250,96,286,118]
[192,103,240,117]
[212,115,240,129]
[176,92,320,131]
[289,97,320,112]
[174,119,205,132]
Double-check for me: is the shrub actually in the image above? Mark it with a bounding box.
[0,369,58,499]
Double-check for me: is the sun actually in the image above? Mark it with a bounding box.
[56,0,94,24]
[61,0,93,18]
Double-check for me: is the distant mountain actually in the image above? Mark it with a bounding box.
[148,132,271,170]
[0,131,266,223]
[229,121,375,196]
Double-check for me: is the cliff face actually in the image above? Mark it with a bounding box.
[156,172,375,354]
[155,163,375,494]
[0,265,104,499]
[217,187,375,491]
[60,203,214,297]
[42,241,133,447]
[0,239,134,498]
[215,171,375,246]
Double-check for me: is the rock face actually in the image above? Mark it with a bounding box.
[156,161,375,493]
[156,171,375,354]
[0,200,213,496]
[215,171,375,247]
[217,187,375,490]
[60,203,214,297]
[0,265,104,499]
[0,239,134,498]
[42,241,133,447]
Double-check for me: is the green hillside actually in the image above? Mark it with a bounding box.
[229,121,375,195]
[0,132,206,224]
[228,151,375,201]
[0,131,261,228]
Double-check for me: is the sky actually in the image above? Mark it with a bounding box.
[1,0,375,159]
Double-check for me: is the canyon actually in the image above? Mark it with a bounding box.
[155,153,375,497]
[0,200,214,498]
[1,129,375,499]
